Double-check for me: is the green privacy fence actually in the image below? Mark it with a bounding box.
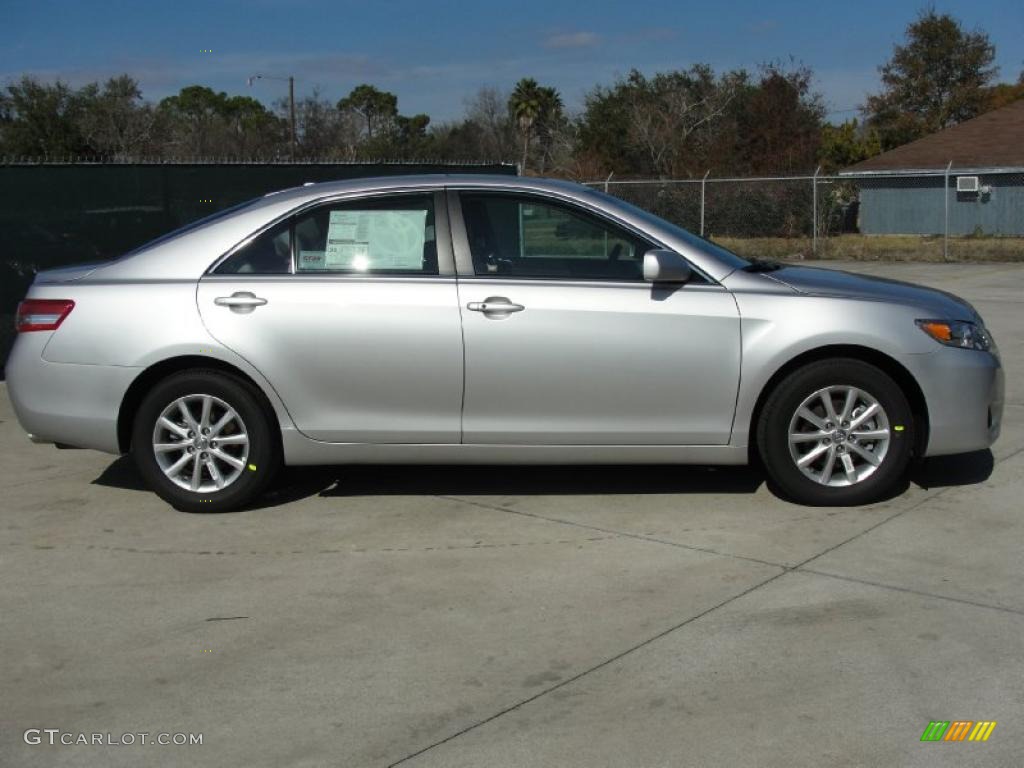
[0,160,515,366]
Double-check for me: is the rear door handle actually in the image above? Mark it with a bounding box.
[466,297,525,315]
[214,292,268,313]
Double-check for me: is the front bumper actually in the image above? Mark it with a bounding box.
[5,332,139,454]
[904,346,1003,457]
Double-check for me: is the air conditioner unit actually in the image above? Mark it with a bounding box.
[957,176,980,193]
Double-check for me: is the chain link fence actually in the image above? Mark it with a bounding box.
[588,168,1024,263]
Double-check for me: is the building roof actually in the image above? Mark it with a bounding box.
[842,99,1024,175]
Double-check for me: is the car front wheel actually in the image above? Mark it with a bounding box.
[131,370,279,512]
[757,358,915,506]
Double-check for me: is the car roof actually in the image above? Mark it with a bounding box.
[252,174,589,208]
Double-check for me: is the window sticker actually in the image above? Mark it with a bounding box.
[324,209,427,271]
[298,250,327,270]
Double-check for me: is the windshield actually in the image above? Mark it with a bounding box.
[122,197,260,257]
[588,188,752,271]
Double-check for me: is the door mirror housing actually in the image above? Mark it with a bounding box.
[643,249,693,284]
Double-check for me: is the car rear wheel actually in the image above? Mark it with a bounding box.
[757,358,914,506]
[131,370,279,512]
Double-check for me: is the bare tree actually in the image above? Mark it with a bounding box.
[463,87,516,159]
[624,68,736,177]
[278,87,361,159]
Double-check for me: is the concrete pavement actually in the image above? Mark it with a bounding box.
[1,261,1022,767]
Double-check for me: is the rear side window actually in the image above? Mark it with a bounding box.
[213,194,438,276]
[295,194,436,274]
[214,220,291,274]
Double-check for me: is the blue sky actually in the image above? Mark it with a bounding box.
[3,0,1022,122]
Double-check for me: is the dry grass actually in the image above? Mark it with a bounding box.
[715,234,1024,263]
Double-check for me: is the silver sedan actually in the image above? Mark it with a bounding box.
[6,175,1004,511]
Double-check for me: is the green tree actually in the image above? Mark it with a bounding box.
[508,78,544,172]
[0,76,88,156]
[77,75,154,157]
[222,95,285,158]
[864,10,997,149]
[818,119,881,171]
[734,63,825,174]
[577,81,645,175]
[157,86,283,158]
[337,84,399,140]
[393,113,431,157]
[157,86,231,156]
[336,85,437,158]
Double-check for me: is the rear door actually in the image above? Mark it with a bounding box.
[450,190,741,445]
[197,191,464,443]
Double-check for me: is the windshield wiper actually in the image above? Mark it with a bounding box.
[742,258,783,273]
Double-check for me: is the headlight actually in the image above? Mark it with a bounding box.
[916,319,993,351]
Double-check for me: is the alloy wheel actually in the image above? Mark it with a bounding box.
[151,394,250,492]
[786,385,891,487]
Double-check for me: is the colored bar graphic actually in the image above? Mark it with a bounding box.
[968,722,997,742]
[944,721,973,741]
[921,720,996,742]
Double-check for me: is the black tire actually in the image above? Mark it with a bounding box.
[756,358,914,506]
[131,369,280,512]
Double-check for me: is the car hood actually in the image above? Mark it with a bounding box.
[764,265,979,322]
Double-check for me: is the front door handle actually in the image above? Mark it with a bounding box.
[466,297,525,316]
[214,292,268,313]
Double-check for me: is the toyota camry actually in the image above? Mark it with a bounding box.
[6,175,1003,511]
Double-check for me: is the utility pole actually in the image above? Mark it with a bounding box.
[288,76,296,160]
[812,165,821,257]
[700,169,710,237]
[944,160,952,261]
[248,73,297,161]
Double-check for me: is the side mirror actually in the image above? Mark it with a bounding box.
[643,249,692,283]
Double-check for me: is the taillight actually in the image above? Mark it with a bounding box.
[15,299,75,332]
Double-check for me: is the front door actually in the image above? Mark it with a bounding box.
[198,191,463,443]
[451,191,741,445]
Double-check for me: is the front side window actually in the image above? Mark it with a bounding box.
[213,194,438,276]
[459,193,653,280]
[294,194,437,275]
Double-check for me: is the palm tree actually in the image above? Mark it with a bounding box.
[508,78,543,173]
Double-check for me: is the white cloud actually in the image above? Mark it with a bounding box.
[543,31,601,50]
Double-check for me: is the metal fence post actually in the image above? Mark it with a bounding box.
[812,165,821,257]
[700,169,710,237]
[943,160,952,261]
[604,171,613,194]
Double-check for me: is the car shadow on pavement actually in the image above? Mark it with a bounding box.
[317,464,767,497]
[92,456,768,503]
[908,448,994,489]
[92,455,150,491]
[92,449,994,511]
